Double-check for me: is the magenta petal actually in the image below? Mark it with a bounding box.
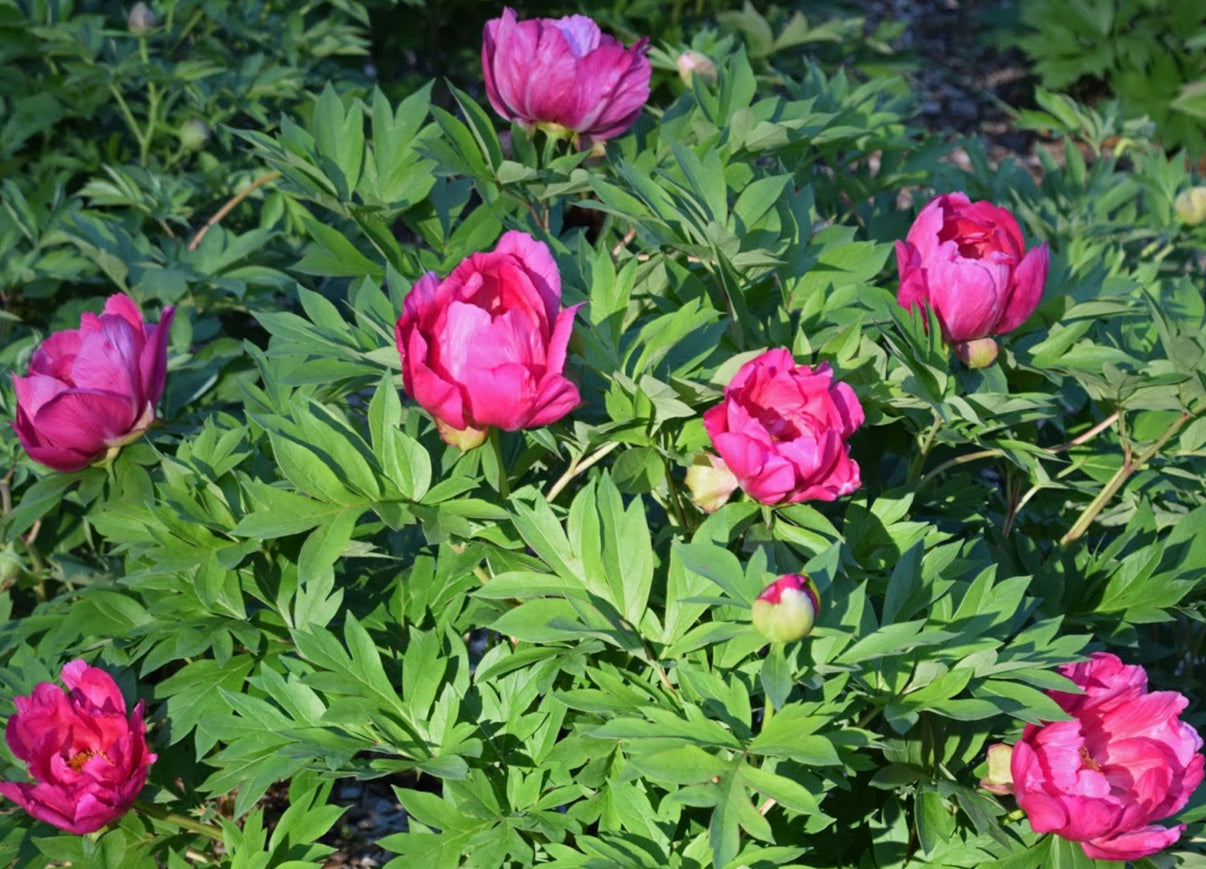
[544,303,581,376]
[29,390,138,453]
[61,660,127,716]
[68,316,144,400]
[138,306,175,407]
[463,362,537,430]
[1081,824,1185,861]
[571,44,652,138]
[526,375,580,427]
[494,231,562,323]
[928,253,1010,342]
[995,241,1048,333]
[101,294,146,333]
[554,14,602,56]
[13,374,70,422]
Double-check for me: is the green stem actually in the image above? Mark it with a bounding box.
[108,84,147,160]
[545,441,620,501]
[1060,402,1204,546]
[134,800,224,842]
[916,449,1003,490]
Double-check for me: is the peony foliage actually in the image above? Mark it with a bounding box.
[1,3,1205,869]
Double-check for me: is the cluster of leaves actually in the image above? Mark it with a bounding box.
[1,5,1206,869]
[1008,0,1206,155]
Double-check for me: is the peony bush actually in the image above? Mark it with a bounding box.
[1,4,1205,869]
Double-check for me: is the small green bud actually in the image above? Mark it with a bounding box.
[178,119,210,151]
[1175,187,1206,226]
[751,574,819,643]
[955,336,999,369]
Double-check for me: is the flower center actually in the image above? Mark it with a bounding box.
[1079,745,1103,772]
[67,749,111,771]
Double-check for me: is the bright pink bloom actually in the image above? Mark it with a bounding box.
[0,660,156,834]
[1010,652,1204,861]
[482,8,651,142]
[12,295,174,472]
[702,349,863,505]
[395,231,581,449]
[895,192,1049,365]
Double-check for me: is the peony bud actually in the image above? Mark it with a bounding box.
[955,336,999,369]
[127,2,156,34]
[676,51,717,87]
[751,574,819,643]
[482,8,651,144]
[896,192,1048,362]
[11,294,174,472]
[395,231,581,448]
[685,452,739,513]
[177,119,209,151]
[979,743,1014,794]
[1174,187,1206,226]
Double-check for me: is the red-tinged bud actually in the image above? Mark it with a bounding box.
[677,51,717,87]
[751,574,819,643]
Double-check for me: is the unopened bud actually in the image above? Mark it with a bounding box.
[178,119,210,151]
[955,336,999,369]
[751,574,819,643]
[0,544,22,585]
[980,743,1014,795]
[1175,187,1206,226]
[127,2,156,34]
[685,452,738,513]
[677,51,718,88]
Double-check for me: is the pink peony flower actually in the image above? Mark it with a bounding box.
[895,192,1049,367]
[395,231,581,449]
[482,8,651,143]
[1008,652,1204,861]
[0,660,156,834]
[12,294,174,472]
[702,349,863,505]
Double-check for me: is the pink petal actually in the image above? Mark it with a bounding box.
[138,306,175,407]
[494,231,562,323]
[927,250,1010,342]
[1081,824,1185,861]
[68,315,144,401]
[462,362,537,430]
[28,390,138,454]
[101,294,146,332]
[61,661,127,716]
[544,303,582,377]
[995,241,1048,333]
[526,375,580,427]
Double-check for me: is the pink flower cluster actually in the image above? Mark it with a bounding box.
[1003,653,1204,861]
[1,661,155,834]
